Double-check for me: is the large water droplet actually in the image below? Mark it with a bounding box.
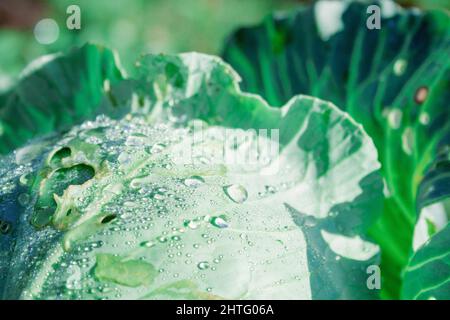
[414,86,428,104]
[387,108,402,129]
[401,127,414,155]
[223,184,248,203]
[140,241,155,248]
[19,172,33,186]
[419,112,430,125]
[157,236,168,243]
[393,59,407,76]
[184,220,200,230]
[183,176,205,188]
[210,216,229,229]
[197,261,210,270]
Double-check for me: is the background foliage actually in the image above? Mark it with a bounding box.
[0,0,448,300]
[0,0,448,86]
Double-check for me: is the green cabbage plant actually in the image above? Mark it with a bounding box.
[0,45,383,299]
[223,0,450,299]
[0,0,448,301]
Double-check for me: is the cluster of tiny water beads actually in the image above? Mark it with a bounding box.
[0,114,305,300]
[0,135,59,298]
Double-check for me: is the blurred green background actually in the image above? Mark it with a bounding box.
[0,0,448,89]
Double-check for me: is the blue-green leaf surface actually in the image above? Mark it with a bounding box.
[222,0,450,298]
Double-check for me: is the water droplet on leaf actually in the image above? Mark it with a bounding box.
[387,108,402,129]
[197,261,210,270]
[414,86,428,104]
[419,112,430,125]
[140,241,155,248]
[183,176,205,188]
[157,236,168,243]
[210,216,229,229]
[393,59,407,76]
[401,127,414,155]
[223,184,248,203]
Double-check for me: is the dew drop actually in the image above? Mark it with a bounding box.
[414,87,428,104]
[387,108,402,129]
[140,241,155,248]
[210,216,229,229]
[183,176,205,188]
[197,261,210,270]
[393,59,407,76]
[401,127,414,155]
[184,220,199,230]
[19,172,33,186]
[157,236,168,243]
[419,112,430,125]
[265,185,276,194]
[130,179,144,189]
[223,184,248,203]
